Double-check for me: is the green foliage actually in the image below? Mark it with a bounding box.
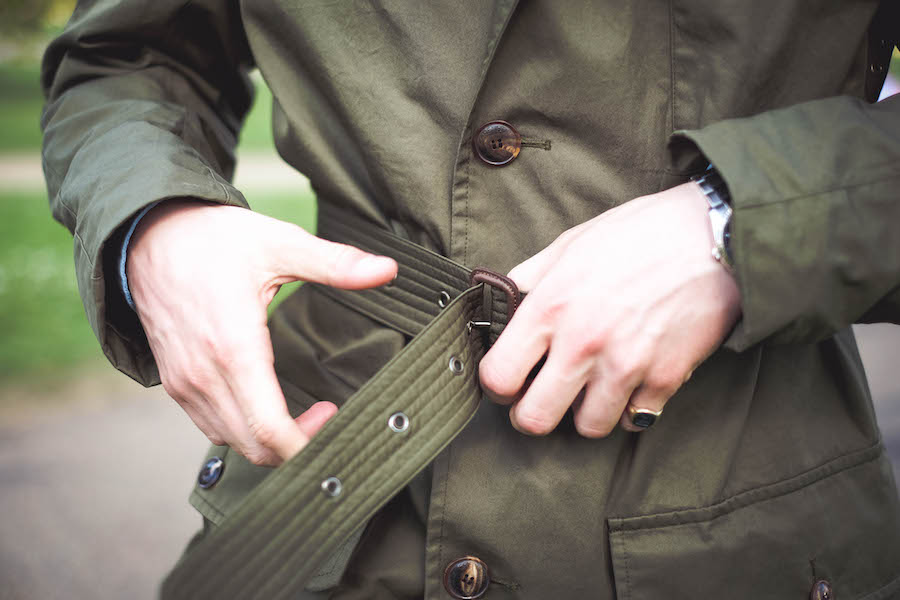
[0,63,45,152]
[0,0,75,34]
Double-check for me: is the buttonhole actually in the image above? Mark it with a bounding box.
[521,138,552,151]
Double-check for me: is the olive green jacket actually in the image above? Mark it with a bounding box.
[42,1,900,598]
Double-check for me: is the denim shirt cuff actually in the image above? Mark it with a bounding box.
[118,201,161,311]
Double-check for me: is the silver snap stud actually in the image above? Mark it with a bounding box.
[438,290,451,308]
[321,476,342,497]
[449,356,464,374]
[388,411,410,433]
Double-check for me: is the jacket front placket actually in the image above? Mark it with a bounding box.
[424,1,520,598]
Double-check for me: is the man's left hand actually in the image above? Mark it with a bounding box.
[479,182,742,436]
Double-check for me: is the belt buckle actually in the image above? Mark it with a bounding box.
[467,268,521,334]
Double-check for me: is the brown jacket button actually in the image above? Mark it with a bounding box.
[473,120,521,166]
[810,579,834,600]
[443,556,490,599]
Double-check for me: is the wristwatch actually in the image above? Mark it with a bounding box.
[693,167,734,273]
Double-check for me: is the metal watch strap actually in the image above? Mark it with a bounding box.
[694,167,734,273]
[161,206,519,600]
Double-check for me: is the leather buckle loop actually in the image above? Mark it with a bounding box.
[470,267,521,324]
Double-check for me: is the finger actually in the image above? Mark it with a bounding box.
[574,374,640,438]
[618,382,676,433]
[175,372,243,447]
[506,226,584,292]
[217,334,314,463]
[201,385,277,459]
[479,298,551,404]
[294,401,339,437]
[274,225,398,289]
[508,350,589,436]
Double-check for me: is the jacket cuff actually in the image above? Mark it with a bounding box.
[669,95,900,351]
[61,124,249,386]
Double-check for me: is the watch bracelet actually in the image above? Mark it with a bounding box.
[693,167,735,272]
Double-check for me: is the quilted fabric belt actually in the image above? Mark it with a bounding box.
[161,203,521,600]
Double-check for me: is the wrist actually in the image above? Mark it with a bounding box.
[122,198,213,310]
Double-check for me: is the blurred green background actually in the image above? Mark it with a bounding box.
[0,0,316,385]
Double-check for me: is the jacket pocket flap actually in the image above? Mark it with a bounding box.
[608,448,900,600]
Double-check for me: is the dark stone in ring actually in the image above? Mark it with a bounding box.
[628,406,662,430]
[631,411,657,429]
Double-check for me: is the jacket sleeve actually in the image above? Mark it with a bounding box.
[670,93,900,351]
[41,0,254,385]
[666,7,900,350]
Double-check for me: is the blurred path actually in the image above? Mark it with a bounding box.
[0,375,208,600]
[855,324,900,483]
[0,151,310,193]
[0,326,898,600]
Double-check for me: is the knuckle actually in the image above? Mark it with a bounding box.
[181,367,213,393]
[248,420,279,450]
[645,368,683,397]
[242,446,272,466]
[574,418,614,439]
[533,297,566,325]
[604,350,642,382]
[161,375,188,402]
[514,408,555,436]
[571,334,607,365]
[209,337,241,368]
[479,362,519,397]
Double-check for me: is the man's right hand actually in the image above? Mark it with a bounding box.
[126,199,398,466]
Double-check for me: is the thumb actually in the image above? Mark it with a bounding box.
[294,401,339,439]
[264,402,338,463]
[272,223,398,289]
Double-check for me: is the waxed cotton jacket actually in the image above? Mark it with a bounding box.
[42,1,900,598]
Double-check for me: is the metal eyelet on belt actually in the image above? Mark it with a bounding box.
[388,411,410,433]
[438,290,451,308]
[449,356,464,374]
[321,476,342,498]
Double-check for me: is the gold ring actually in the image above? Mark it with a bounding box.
[627,405,663,430]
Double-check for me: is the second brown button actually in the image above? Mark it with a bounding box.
[473,120,521,166]
[443,556,490,599]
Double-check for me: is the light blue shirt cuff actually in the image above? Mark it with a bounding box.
[119,201,161,311]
